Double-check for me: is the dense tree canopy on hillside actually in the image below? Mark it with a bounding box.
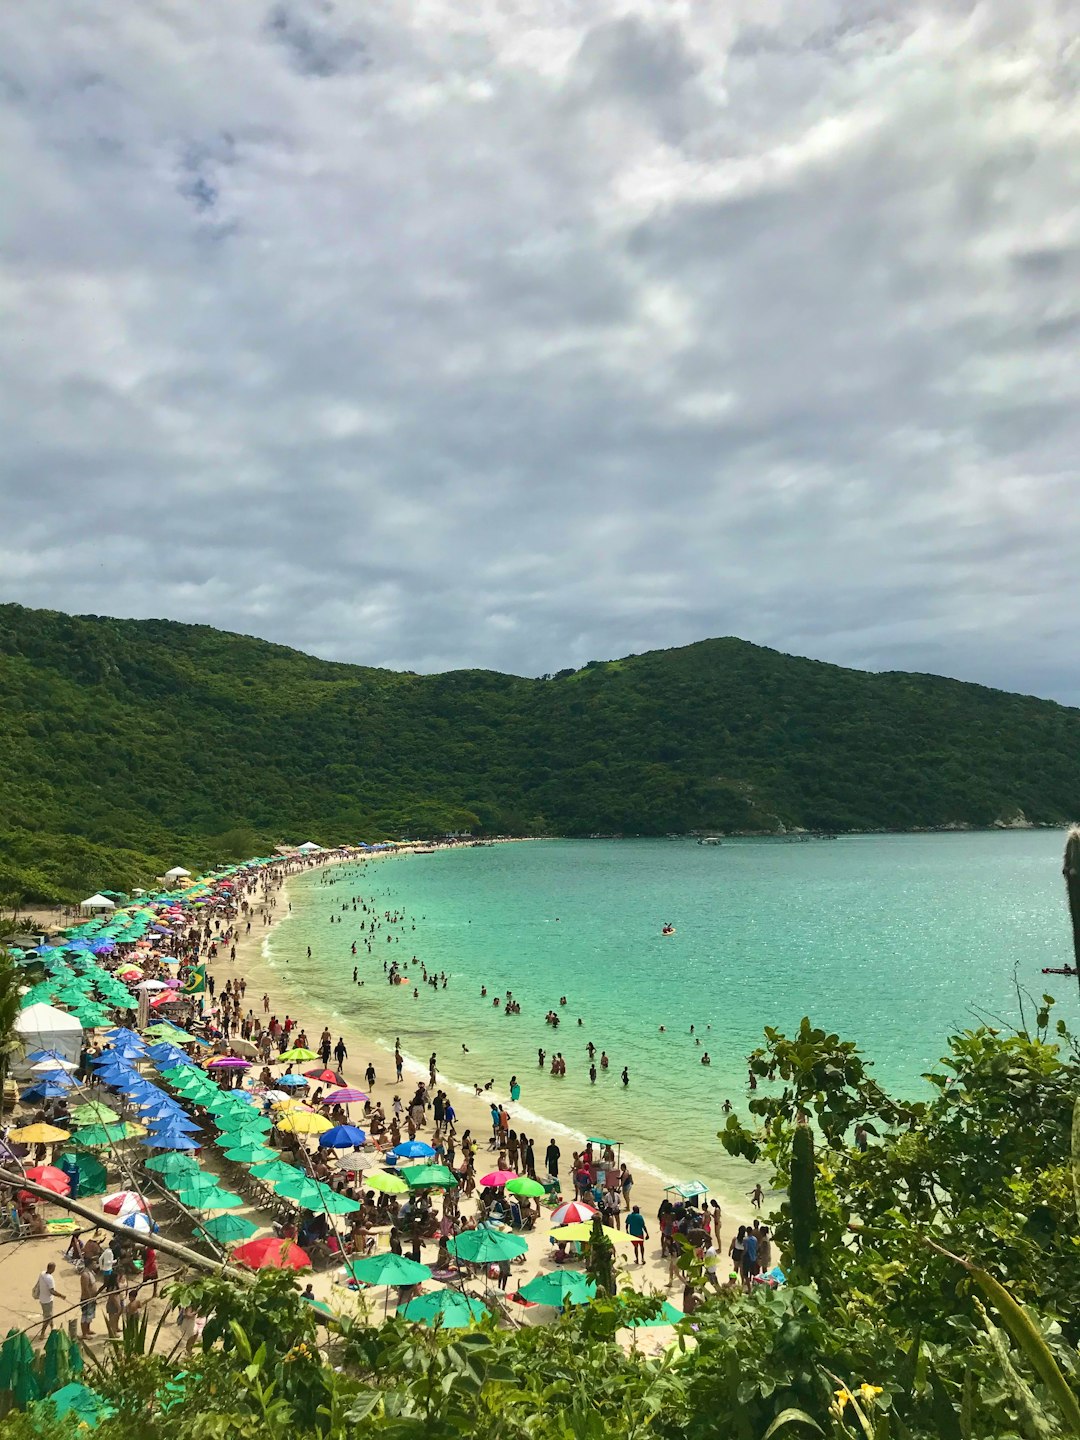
[2,602,1079,901]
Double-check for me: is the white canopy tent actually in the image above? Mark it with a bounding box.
[163,866,191,880]
[296,841,322,854]
[79,893,116,914]
[13,1003,83,1079]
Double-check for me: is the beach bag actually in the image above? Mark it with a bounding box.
[31,1277,41,1302]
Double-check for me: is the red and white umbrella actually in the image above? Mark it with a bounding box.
[550,1201,598,1226]
[103,1190,150,1218]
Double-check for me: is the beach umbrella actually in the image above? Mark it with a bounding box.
[141,1132,198,1150]
[199,1213,259,1244]
[505,1176,546,1198]
[449,1230,527,1265]
[24,1165,71,1195]
[222,1143,277,1164]
[74,1123,146,1148]
[274,1174,330,1207]
[0,1326,34,1388]
[317,1087,367,1105]
[70,1102,120,1125]
[144,1152,199,1177]
[262,1089,292,1105]
[321,1190,362,1215]
[30,1056,78,1074]
[390,1140,436,1160]
[161,1168,209,1194]
[479,1169,518,1188]
[550,1222,634,1244]
[176,1182,243,1210]
[121,1212,159,1235]
[401,1289,490,1327]
[399,1164,457,1190]
[207,1057,251,1070]
[277,1048,318,1063]
[364,1170,409,1195]
[276,1074,309,1088]
[8,1123,70,1144]
[103,1189,150,1217]
[550,1201,598,1226]
[519,1271,597,1306]
[625,1300,685,1327]
[35,1381,112,1427]
[232,1237,311,1271]
[346,1253,431,1288]
[250,1159,299,1184]
[276,1111,332,1136]
[318,1124,367,1149]
[20,1080,73,1102]
[303,1068,345,1086]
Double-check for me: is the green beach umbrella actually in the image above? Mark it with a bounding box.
[274,1175,327,1207]
[519,1271,597,1306]
[42,1328,79,1390]
[198,1214,259,1244]
[399,1164,457,1190]
[70,1122,144,1148]
[250,1159,299,1184]
[70,1102,120,1125]
[345,1253,431,1287]
[364,1170,409,1195]
[222,1143,277,1164]
[321,1190,362,1215]
[13,1363,41,1410]
[167,1173,219,1200]
[56,1149,108,1197]
[505,1176,546,1197]
[176,1184,243,1210]
[0,1328,33,1388]
[37,1381,112,1427]
[625,1300,685,1327]
[401,1289,490,1327]
[144,1153,200,1177]
[448,1230,527,1265]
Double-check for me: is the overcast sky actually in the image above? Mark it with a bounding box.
[3,2,1079,701]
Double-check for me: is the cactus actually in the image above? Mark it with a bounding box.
[789,1121,819,1282]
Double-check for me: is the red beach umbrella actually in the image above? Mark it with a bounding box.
[303,1069,345,1086]
[479,1169,518,1188]
[550,1201,598,1226]
[24,1166,70,1195]
[232,1237,311,1271]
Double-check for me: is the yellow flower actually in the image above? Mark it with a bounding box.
[857,1384,883,1402]
[833,1388,852,1413]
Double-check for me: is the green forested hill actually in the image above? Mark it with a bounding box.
[1,602,1078,900]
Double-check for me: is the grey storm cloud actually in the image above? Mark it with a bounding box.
[2,0,1080,699]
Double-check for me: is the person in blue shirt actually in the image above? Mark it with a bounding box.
[741,1227,759,1287]
[625,1206,649,1264]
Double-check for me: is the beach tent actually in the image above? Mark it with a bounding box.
[13,1004,83,1078]
[79,895,115,914]
[163,867,191,880]
[296,841,322,854]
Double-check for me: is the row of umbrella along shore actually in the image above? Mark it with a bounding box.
[14,1024,684,1331]
[5,856,685,1331]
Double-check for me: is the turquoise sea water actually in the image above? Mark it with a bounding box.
[265,833,1073,1202]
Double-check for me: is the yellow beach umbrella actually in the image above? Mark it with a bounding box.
[269,1098,310,1113]
[9,1123,72,1144]
[275,1111,332,1136]
[550,1222,635,1244]
[277,1048,318,1063]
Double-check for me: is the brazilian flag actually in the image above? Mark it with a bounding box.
[182,966,206,995]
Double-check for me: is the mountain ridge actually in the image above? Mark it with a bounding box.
[1,600,1077,902]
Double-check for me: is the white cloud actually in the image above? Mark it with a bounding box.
[2,0,1080,701]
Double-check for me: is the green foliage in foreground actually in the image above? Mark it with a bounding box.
[5,1012,1080,1439]
[4,600,1080,899]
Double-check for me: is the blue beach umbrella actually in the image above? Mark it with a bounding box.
[141,1132,199,1151]
[276,1074,308,1088]
[319,1125,367,1149]
[389,1140,436,1160]
[20,1081,73,1102]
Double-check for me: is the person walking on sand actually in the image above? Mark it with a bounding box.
[35,1262,65,1339]
[747,1183,764,1209]
[626,1205,649,1265]
[334,1036,347,1069]
[365,1062,376,1089]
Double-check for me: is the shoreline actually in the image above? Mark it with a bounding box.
[220,852,758,1242]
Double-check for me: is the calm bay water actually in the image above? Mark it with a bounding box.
[266,832,1073,1201]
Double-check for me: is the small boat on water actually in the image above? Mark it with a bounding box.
[698,836,723,846]
[1042,966,1078,977]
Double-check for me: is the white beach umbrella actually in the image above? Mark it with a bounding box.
[31,1057,78,1073]
[136,980,173,991]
